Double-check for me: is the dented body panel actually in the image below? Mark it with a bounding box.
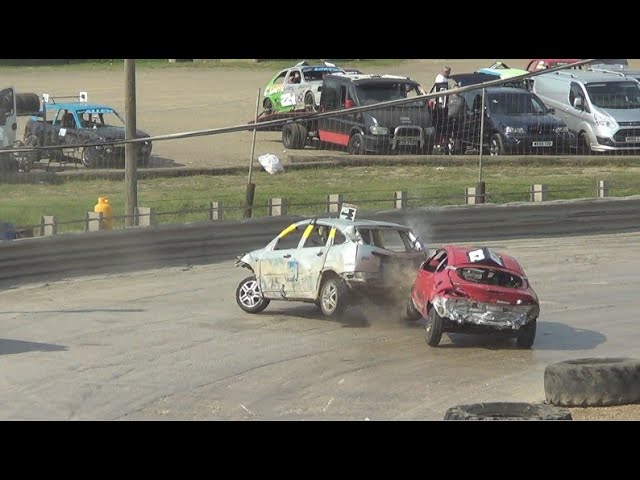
[236,217,427,306]
[411,245,540,334]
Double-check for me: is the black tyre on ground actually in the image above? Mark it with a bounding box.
[304,92,316,112]
[82,146,99,168]
[263,98,273,114]
[347,133,366,155]
[577,132,591,155]
[516,319,537,349]
[489,134,504,156]
[544,357,640,407]
[318,276,349,318]
[23,135,41,164]
[444,402,573,420]
[405,297,422,322]
[7,141,25,173]
[138,154,151,168]
[282,123,306,149]
[235,275,270,314]
[425,307,444,347]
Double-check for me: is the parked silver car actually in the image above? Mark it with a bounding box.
[533,69,640,153]
[235,217,427,317]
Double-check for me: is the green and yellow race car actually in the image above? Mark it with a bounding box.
[262,61,345,113]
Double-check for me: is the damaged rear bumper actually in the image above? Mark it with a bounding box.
[433,295,539,330]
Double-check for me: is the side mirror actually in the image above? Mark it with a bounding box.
[573,97,584,110]
[547,107,556,115]
[0,109,6,126]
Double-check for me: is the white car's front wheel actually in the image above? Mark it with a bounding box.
[236,275,270,314]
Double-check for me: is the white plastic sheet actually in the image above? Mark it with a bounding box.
[257,154,285,175]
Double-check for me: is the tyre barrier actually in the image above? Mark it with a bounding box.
[544,357,640,407]
[444,402,573,420]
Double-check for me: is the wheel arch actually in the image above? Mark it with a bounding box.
[315,270,342,300]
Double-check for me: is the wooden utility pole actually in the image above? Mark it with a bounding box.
[124,59,138,227]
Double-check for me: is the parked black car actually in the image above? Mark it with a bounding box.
[21,98,152,169]
[450,84,574,155]
[281,73,436,155]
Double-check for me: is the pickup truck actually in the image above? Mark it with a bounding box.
[21,93,152,169]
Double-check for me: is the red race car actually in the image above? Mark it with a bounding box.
[407,245,540,348]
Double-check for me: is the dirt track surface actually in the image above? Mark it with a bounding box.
[2,231,640,420]
[3,60,640,420]
[5,59,638,169]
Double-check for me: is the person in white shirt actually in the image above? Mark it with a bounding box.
[434,66,452,108]
[435,66,451,84]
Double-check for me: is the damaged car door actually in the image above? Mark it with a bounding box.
[291,222,332,299]
[257,223,307,298]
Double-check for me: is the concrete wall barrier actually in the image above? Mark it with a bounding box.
[3,197,640,287]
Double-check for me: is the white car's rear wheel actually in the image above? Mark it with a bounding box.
[319,277,349,317]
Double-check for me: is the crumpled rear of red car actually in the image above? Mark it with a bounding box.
[408,245,539,348]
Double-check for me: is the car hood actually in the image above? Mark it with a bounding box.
[490,113,565,129]
[366,106,432,129]
[92,126,151,141]
[596,106,640,122]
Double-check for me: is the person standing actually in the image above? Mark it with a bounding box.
[434,65,452,108]
[435,65,451,85]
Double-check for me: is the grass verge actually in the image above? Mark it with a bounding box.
[2,163,639,233]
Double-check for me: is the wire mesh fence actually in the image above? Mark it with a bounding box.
[3,59,640,239]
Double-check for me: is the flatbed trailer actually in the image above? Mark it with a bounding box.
[248,109,311,131]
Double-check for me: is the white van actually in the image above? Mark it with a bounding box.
[532,70,640,153]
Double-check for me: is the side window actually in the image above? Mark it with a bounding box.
[0,88,15,117]
[358,228,384,247]
[301,224,330,248]
[435,253,449,272]
[60,110,76,128]
[332,229,346,245]
[376,229,412,252]
[274,71,288,87]
[472,94,484,112]
[569,82,588,112]
[321,79,339,110]
[53,109,64,126]
[274,224,306,250]
[358,228,373,245]
[339,85,348,108]
[461,92,475,113]
[423,250,445,272]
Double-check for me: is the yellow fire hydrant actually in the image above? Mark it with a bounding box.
[94,196,113,230]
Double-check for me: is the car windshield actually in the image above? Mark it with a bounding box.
[585,81,640,109]
[457,267,524,288]
[355,82,424,106]
[78,109,125,128]
[488,93,547,115]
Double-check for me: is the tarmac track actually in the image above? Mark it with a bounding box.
[1,231,640,420]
